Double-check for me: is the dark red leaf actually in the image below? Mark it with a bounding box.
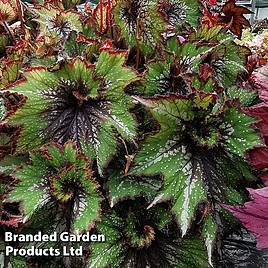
[0,124,20,159]
[247,103,268,146]
[224,187,268,249]
[260,172,268,186]
[218,0,251,38]
[201,7,219,27]
[199,63,214,81]
[248,146,268,170]
[254,66,268,103]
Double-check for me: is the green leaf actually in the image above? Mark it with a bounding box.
[73,184,101,232]
[0,97,6,120]
[177,237,208,268]
[131,129,206,235]
[131,94,261,234]
[0,252,27,268]
[9,154,48,217]
[171,172,206,236]
[181,0,201,28]
[166,40,211,72]
[144,60,172,96]
[107,171,162,207]
[87,213,126,268]
[0,34,9,55]
[133,144,207,235]
[8,142,101,232]
[34,5,82,40]
[227,87,257,106]
[159,0,201,31]
[30,56,58,68]
[191,77,215,93]
[0,155,28,175]
[7,53,138,174]
[143,40,212,96]
[202,214,217,267]
[62,0,80,9]
[189,30,248,91]
[0,60,21,89]
[89,204,208,268]
[64,31,89,58]
[113,0,166,54]
[225,187,244,204]
[133,95,194,123]
[150,206,173,230]
[214,43,249,88]
[224,108,261,158]
[166,40,210,65]
[95,51,138,91]
[189,25,230,43]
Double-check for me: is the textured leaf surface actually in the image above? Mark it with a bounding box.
[0,253,27,268]
[224,187,268,249]
[34,5,82,39]
[202,215,217,266]
[131,94,261,234]
[113,0,166,54]
[9,142,101,232]
[108,171,162,207]
[0,61,21,89]
[227,87,257,106]
[189,25,228,43]
[213,43,249,88]
[0,98,5,119]
[9,154,49,217]
[224,108,261,158]
[144,40,210,96]
[7,53,138,173]
[88,213,126,268]
[220,228,268,267]
[159,0,201,30]
[218,0,251,38]
[0,0,17,22]
[88,203,207,268]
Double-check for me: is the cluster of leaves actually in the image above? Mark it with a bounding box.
[0,0,267,267]
[236,27,268,66]
[225,64,268,250]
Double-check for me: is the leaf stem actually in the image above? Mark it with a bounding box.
[1,21,15,43]
[135,20,141,69]
[99,0,103,33]
[106,0,111,31]
[16,0,25,36]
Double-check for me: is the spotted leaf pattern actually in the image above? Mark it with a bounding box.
[144,40,211,96]
[113,0,166,54]
[131,94,261,234]
[88,202,208,268]
[8,142,101,232]
[107,171,162,207]
[159,0,201,30]
[6,52,138,173]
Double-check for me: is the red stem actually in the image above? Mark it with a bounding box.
[99,0,103,33]
[16,0,25,36]
[106,0,111,30]
[1,21,15,43]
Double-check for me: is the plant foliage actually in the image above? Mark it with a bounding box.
[0,0,267,267]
